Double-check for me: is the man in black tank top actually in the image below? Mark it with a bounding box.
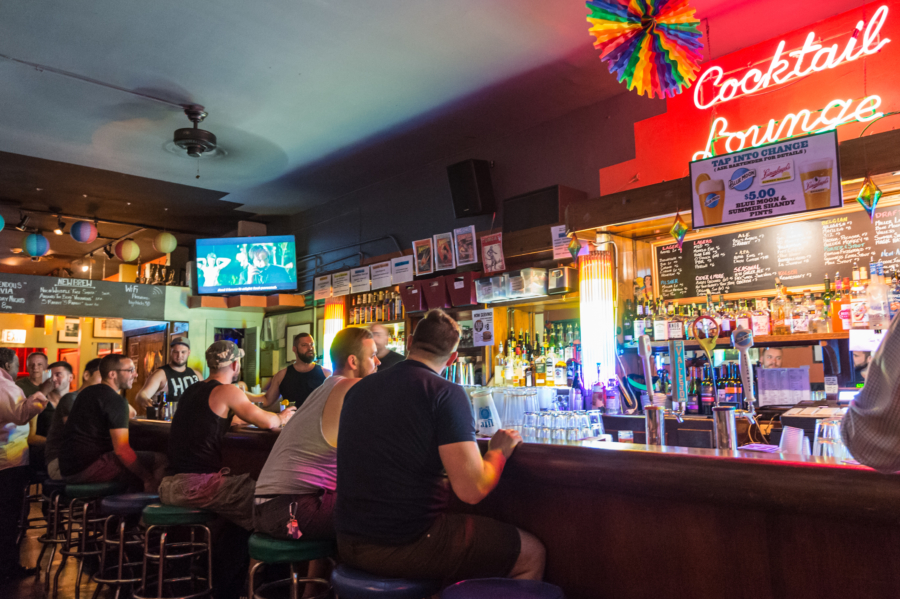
[265,333,331,408]
[159,340,296,599]
[136,338,202,411]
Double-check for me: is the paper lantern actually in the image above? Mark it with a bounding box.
[114,239,140,262]
[22,233,50,257]
[586,0,703,99]
[153,232,177,254]
[70,220,98,243]
[0,215,6,233]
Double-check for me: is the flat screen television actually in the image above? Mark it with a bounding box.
[195,235,297,295]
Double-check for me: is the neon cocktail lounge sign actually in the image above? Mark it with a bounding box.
[692,5,890,160]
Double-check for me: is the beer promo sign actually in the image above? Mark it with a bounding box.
[690,130,841,228]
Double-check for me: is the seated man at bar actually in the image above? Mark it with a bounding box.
[254,327,379,536]
[843,315,900,472]
[760,347,783,368]
[335,309,545,582]
[136,338,202,410]
[370,323,404,371]
[0,347,48,582]
[265,333,330,408]
[60,354,166,492]
[45,359,102,480]
[160,340,296,599]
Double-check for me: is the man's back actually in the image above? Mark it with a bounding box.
[335,359,475,544]
[167,379,230,475]
[60,385,128,476]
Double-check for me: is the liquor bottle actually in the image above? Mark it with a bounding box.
[699,365,716,415]
[623,299,635,344]
[716,365,728,404]
[504,343,516,387]
[813,296,831,333]
[494,342,506,385]
[554,350,567,387]
[829,274,842,332]
[790,293,810,334]
[634,299,647,339]
[867,262,890,330]
[572,361,586,410]
[534,346,547,386]
[524,350,535,387]
[685,367,700,415]
[734,300,751,331]
[840,277,852,331]
[667,302,684,340]
[592,364,606,411]
[717,295,733,338]
[682,305,694,339]
[851,267,869,329]
[605,378,622,415]
[652,300,669,341]
[749,299,767,336]
[772,277,791,335]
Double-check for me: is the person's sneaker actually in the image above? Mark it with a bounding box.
[0,564,39,581]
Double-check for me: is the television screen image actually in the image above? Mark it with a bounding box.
[195,235,297,295]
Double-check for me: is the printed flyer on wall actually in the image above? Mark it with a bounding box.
[689,130,841,229]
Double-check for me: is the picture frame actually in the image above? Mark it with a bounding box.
[413,238,434,276]
[93,317,123,339]
[285,323,312,363]
[453,225,478,266]
[57,317,80,343]
[433,232,456,271]
[97,342,122,357]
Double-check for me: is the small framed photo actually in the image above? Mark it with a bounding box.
[453,226,478,266]
[413,238,434,276]
[93,317,123,339]
[433,232,456,271]
[285,323,311,363]
[58,318,80,343]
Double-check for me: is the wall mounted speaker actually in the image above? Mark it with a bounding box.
[447,159,496,218]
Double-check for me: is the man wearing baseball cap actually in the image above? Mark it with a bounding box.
[159,340,296,599]
[136,337,202,412]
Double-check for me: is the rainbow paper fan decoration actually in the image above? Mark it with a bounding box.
[586,0,703,99]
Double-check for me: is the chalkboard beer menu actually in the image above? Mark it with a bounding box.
[655,206,900,300]
[0,273,166,320]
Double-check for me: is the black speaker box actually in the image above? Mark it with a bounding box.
[447,159,496,218]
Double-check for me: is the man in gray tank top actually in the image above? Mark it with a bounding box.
[254,327,379,585]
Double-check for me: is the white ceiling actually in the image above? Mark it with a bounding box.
[0,0,871,216]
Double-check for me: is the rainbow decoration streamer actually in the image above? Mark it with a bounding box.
[856,176,883,221]
[586,0,703,99]
[670,212,688,250]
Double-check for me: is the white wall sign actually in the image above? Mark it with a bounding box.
[350,267,371,293]
[314,275,332,300]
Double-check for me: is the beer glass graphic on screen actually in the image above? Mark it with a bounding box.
[800,159,833,210]
[698,179,725,226]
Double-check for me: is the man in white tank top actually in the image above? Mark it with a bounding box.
[254,327,379,589]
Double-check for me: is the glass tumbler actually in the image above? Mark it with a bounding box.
[551,414,568,445]
[539,412,554,429]
[538,427,552,444]
[522,412,538,443]
[813,418,847,459]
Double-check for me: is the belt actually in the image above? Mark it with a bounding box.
[253,489,332,505]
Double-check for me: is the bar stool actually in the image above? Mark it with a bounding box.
[440,579,565,598]
[247,533,334,599]
[53,481,128,599]
[36,478,68,591]
[133,504,216,599]
[93,493,160,599]
[330,564,442,599]
[17,469,49,545]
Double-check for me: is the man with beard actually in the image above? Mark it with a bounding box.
[136,338,202,411]
[266,333,330,408]
[60,354,166,492]
[45,359,103,480]
[159,340,296,599]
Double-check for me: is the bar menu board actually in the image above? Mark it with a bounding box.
[657,207,900,300]
[0,273,166,319]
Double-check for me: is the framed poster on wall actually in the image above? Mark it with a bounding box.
[94,318,123,338]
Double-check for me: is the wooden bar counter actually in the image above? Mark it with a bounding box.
[130,420,900,599]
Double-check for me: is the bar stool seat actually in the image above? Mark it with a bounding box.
[441,579,565,599]
[101,493,160,516]
[142,503,216,526]
[65,481,128,499]
[330,564,442,599]
[248,533,334,599]
[248,533,335,563]
[42,479,67,498]
[93,493,160,597]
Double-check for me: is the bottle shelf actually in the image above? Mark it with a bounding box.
[626,331,850,349]
[623,331,849,351]
[346,319,406,328]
